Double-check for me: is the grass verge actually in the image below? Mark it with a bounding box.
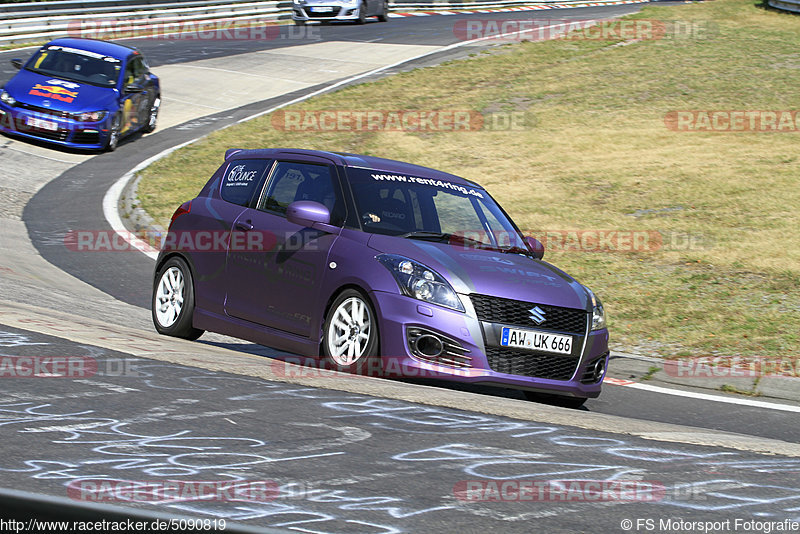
[139,0,800,363]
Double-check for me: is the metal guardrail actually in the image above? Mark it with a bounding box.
[0,0,641,46]
[0,1,291,45]
[768,0,800,12]
[0,0,229,16]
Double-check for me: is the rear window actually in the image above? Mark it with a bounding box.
[220,159,271,207]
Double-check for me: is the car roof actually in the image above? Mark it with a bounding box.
[45,38,138,60]
[225,148,482,187]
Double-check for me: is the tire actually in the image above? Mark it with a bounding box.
[142,95,160,134]
[356,1,367,24]
[105,112,121,152]
[523,391,588,409]
[152,256,204,340]
[323,289,380,375]
[377,0,388,22]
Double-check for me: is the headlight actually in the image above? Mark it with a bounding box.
[73,111,107,122]
[0,90,16,106]
[585,287,607,331]
[377,254,465,312]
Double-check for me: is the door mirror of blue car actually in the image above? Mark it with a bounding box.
[524,236,545,260]
[287,201,331,228]
[124,84,144,94]
[10,59,22,70]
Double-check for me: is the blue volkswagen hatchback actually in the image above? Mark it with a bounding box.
[0,38,160,151]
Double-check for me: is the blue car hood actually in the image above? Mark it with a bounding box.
[3,69,118,113]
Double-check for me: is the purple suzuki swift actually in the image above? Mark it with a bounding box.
[152,148,609,407]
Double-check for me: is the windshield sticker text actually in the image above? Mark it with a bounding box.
[371,173,484,198]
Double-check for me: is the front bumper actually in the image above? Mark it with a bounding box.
[292,4,362,21]
[370,290,609,399]
[0,103,110,150]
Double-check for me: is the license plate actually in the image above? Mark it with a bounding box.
[26,117,58,131]
[500,327,573,355]
[310,6,334,12]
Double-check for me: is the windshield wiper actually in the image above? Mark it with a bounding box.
[401,231,502,250]
[400,231,451,241]
[493,245,530,255]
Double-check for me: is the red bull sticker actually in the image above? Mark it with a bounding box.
[28,83,79,103]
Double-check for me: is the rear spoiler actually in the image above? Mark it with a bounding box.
[225,148,244,160]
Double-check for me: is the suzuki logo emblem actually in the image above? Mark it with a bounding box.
[529,306,546,325]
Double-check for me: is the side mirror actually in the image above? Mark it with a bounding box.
[124,84,143,94]
[524,236,544,260]
[11,59,22,70]
[287,200,330,228]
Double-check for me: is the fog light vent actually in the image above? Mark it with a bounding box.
[407,327,471,368]
[580,353,608,384]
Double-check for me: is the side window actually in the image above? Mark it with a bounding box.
[258,161,343,222]
[123,60,135,86]
[220,159,272,207]
[124,57,145,86]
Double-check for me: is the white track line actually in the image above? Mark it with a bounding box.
[102,139,196,260]
[605,377,800,413]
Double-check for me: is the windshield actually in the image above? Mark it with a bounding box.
[26,46,121,87]
[347,167,528,253]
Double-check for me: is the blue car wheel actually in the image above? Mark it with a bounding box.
[143,95,160,134]
[105,112,121,152]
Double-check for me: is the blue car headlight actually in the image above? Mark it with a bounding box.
[72,111,107,122]
[585,286,607,331]
[377,254,465,312]
[0,90,16,106]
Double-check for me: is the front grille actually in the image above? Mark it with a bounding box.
[71,131,100,144]
[485,346,579,380]
[470,294,587,334]
[303,8,341,17]
[15,102,70,119]
[14,118,67,140]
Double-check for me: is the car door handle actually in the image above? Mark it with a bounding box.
[235,221,254,231]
